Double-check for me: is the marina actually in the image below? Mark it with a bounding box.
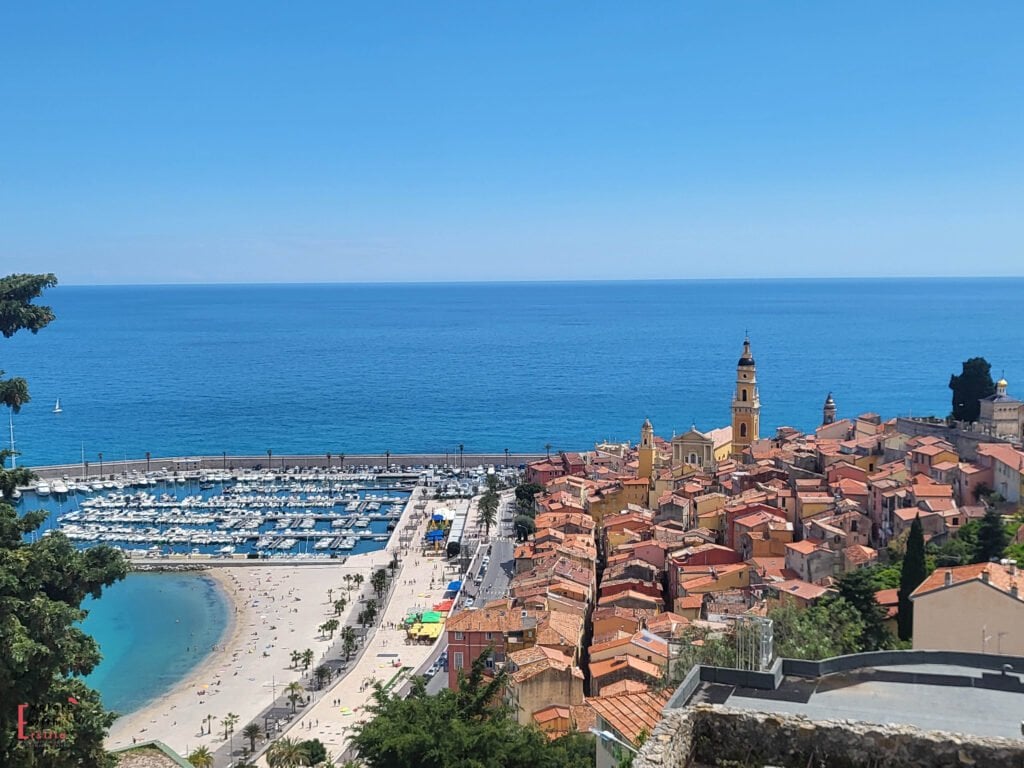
[16,468,415,559]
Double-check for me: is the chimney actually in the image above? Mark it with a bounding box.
[944,570,953,587]
[1013,585,1019,600]
[1011,560,1018,576]
[982,570,990,584]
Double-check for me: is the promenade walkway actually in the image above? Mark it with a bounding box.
[246,493,471,766]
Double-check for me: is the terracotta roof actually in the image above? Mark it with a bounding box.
[977,444,1024,471]
[446,602,539,633]
[589,655,664,681]
[912,561,1024,600]
[774,579,830,601]
[843,544,877,566]
[589,689,672,745]
[785,539,825,555]
[533,705,570,724]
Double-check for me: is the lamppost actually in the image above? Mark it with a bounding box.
[222,451,227,469]
[458,444,464,469]
[385,450,390,470]
[98,452,104,477]
[504,448,510,468]
[267,449,272,471]
[327,452,332,470]
[145,451,151,472]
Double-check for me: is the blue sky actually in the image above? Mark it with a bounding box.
[2,2,1022,284]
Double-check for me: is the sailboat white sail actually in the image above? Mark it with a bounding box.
[53,399,62,414]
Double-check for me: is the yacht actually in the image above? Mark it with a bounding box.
[35,482,51,496]
[51,480,69,495]
[53,399,62,414]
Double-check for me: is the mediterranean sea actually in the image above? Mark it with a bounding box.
[6,279,1024,467]
[81,572,229,715]
[6,277,1024,714]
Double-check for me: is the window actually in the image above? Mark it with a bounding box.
[740,423,748,438]
[485,632,493,641]
[453,651,464,670]
[485,657,495,669]
[454,631,464,640]
[742,389,748,402]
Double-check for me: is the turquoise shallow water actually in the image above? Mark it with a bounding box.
[82,572,229,715]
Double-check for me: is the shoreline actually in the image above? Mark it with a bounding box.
[106,567,244,747]
[104,558,385,757]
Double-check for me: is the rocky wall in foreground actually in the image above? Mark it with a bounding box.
[634,705,1024,768]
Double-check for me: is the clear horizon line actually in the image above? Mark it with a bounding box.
[54,273,1024,289]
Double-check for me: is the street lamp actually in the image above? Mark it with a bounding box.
[458,444,464,469]
[385,450,390,470]
[146,451,151,472]
[267,449,272,471]
[504,448,510,468]
[98,452,104,477]
[589,728,638,755]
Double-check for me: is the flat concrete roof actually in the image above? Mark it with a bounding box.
[691,664,1024,740]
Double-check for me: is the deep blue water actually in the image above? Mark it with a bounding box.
[82,572,228,715]
[6,279,1023,467]
[6,278,1024,714]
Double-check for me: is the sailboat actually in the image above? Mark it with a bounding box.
[53,399,62,414]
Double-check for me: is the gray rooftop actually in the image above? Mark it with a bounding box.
[691,663,1024,740]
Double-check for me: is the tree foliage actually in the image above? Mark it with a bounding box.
[897,515,927,641]
[513,514,536,541]
[770,598,866,660]
[351,654,591,768]
[0,273,130,768]
[976,506,1009,564]
[949,356,995,422]
[514,482,544,515]
[835,569,896,652]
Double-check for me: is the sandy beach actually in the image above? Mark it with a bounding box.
[106,559,387,757]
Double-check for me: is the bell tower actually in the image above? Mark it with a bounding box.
[638,418,655,479]
[823,392,836,425]
[731,336,760,456]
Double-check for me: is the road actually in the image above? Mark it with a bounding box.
[424,491,518,694]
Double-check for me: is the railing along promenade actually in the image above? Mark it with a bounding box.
[27,452,550,479]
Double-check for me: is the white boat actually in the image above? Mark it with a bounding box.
[36,482,51,496]
[53,399,62,414]
[52,480,69,495]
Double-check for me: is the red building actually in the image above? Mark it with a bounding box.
[444,600,541,689]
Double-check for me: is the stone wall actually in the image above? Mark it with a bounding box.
[634,705,1024,768]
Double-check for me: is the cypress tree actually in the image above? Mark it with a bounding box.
[897,514,927,641]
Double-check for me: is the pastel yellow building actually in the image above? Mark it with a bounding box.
[731,336,760,457]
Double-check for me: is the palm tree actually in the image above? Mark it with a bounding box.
[334,597,347,616]
[314,664,330,690]
[204,712,216,735]
[301,648,314,671]
[341,626,357,661]
[478,490,499,538]
[342,573,352,593]
[290,650,302,669]
[266,737,309,768]
[458,443,465,468]
[187,746,214,768]
[339,452,345,469]
[0,376,29,470]
[352,573,364,591]
[285,681,304,713]
[222,711,239,740]
[371,568,388,599]
[544,442,552,460]
[241,722,263,753]
[327,587,333,603]
[324,618,339,638]
[504,447,510,467]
